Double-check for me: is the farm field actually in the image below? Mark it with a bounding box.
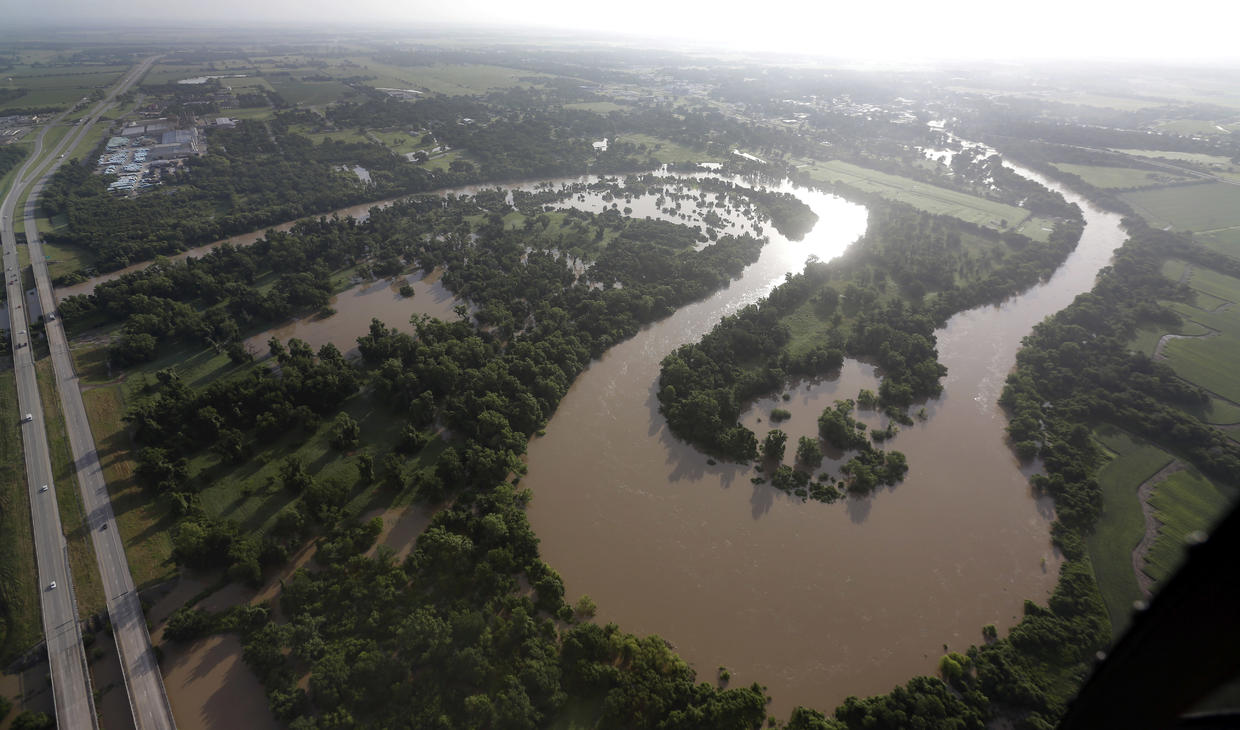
[802,159,1030,231]
[1050,162,1193,189]
[1143,468,1234,584]
[1087,426,1174,636]
[1120,183,1240,232]
[0,65,129,112]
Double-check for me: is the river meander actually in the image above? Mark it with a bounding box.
[523,166,1125,715]
[58,164,1124,721]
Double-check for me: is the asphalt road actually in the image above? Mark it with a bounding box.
[2,99,98,730]
[3,56,177,730]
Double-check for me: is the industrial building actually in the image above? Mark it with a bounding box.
[148,128,203,160]
[120,118,176,138]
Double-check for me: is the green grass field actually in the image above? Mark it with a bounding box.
[401,63,555,96]
[33,358,104,619]
[1198,229,1240,261]
[0,66,129,112]
[1144,469,1234,584]
[1154,119,1238,137]
[1050,163,1194,189]
[1086,426,1174,636]
[0,366,42,660]
[802,159,1031,231]
[1153,263,1240,402]
[563,101,630,114]
[1012,216,1057,243]
[1113,149,1239,169]
[369,129,429,156]
[1121,183,1240,232]
[614,133,723,164]
[421,149,466,172]
[1129,317,1209,356]
[267,77,357,107]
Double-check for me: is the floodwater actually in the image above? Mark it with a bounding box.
[241,269,458,357]
[523,168,1126,715]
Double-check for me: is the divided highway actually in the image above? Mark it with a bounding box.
[2,119,98,730]
[3,56,176,730]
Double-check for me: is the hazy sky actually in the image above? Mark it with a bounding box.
[6,0,1240,63]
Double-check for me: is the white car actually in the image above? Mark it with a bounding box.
[48,581,56,590]
[39,485,48,493]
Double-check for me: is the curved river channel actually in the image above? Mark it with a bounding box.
[524,166,1126,715]
[59,162,1124,720]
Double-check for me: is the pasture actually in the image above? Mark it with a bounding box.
[1198,229,1240,261]
[614,133,722,164]
[803,159,1030,231]
[1087,426,1174,635]
[1144,469,1234,584]
[1120,183,1240,232]
[1050,163,1193,189]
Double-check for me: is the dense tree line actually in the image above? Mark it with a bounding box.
[101,180,806,725]
[658,198,1084,462]
[39,117,457,275]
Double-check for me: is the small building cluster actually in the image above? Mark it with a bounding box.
[97,118,220,195]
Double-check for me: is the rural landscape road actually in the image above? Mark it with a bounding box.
[3,55,176,730]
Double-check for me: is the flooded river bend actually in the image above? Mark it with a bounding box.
[524,167,1125,715]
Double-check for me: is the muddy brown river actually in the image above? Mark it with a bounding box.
[524,167,1126,715]
[50,164,1123,722]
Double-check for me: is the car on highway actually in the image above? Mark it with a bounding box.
[22,413,32,422]
[39,485,48,492]
[48,581,56,590]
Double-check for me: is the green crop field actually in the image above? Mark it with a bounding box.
[1121,183,1240,232]
[1144,469,1234,584]
[1050,163,1194,189]
[1087,426,1175,635]
[803,159,1030,231]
